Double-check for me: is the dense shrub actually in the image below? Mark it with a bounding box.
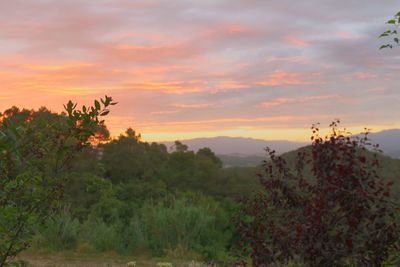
[121,194,231,260]
[32,193,233,261]
[0,96,115,264]
[83,220,121,252]
[238,121,400,266]
[39,208,81,250]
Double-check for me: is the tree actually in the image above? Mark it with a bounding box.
[196,147,223,168]
[0,96,116,265]
[173,141,189,152]
[100,128,168,184]
[379,11,400,49]
[237,121,399,266]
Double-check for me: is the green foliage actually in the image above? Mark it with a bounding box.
[122,194,230,259]
[379,11,400,49]
[0,96,115,265]
[37,208,81,250]
[100,128,167,184]
[83,220,121,253]
[63,171,114,220]
[31,193,233,261]
[10,95,398,265]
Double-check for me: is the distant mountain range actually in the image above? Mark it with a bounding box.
[161,129,400,167]
[162,136,307,167]
[363,129,400,158]
[163,136,307,156]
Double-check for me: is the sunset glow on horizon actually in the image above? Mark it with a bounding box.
[1,0,399,142]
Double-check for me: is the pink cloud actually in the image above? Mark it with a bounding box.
[265,56,309,65]
[335,31,366,40]
[172,103,213,109]
[150,110,179,115]
[120,80,204,94]
[344,72,379,81]
[367,87,386,93]
[259,95,339,108]
[285,36,310,47]
[255,70,322,87]
[0,0,398,141]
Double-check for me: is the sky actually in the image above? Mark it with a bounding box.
[0,0,399,142]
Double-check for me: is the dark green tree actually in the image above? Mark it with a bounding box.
[100,128,167,184]
[0,96,115,265]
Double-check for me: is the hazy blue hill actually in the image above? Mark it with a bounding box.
[161,130,400,167]
[365,129,400,158]
[163,136,306,156]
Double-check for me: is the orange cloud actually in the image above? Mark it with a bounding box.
[255,70,321,87]
[120,80,204,94]
[150,110,179,115]
[172,103,212,109]
[213,80,247,91]
[135,116,300,129]
[105,114,338,138]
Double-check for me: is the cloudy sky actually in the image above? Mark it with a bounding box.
[0,0,399,141]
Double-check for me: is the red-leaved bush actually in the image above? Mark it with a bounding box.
[237,121,399,266]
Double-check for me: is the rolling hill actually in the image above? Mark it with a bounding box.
[163,136,307,156]
[161,129,400,167]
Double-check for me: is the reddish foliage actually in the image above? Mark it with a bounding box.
[237,121,399,266]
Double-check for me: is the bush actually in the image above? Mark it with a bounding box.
[0,96,115,264]
[83,220,121,252]
[122,194,231,260]
[238,121,400,266]
[38,208,81,250]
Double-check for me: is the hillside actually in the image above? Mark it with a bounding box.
[161,130,400,166]
[162,136,307,156]
[280,145,400,198]
[365,129,400,158]
[217,154,266,167]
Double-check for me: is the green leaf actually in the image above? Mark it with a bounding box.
[387,19,396,24]
[100,110,110,116]
[94,100,101,110]
[105,96,111,106]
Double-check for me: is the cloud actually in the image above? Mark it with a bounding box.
[255,70,322,87]
[120,80,204,94]
[285,36,310,47]
[259,95,339,108]
[172,103,213,109]
[1,0,400,141]
[344,72,379,81]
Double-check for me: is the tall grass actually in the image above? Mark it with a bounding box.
[33,194,231,261]
[124,196,219,255]
[34,207,80,250]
